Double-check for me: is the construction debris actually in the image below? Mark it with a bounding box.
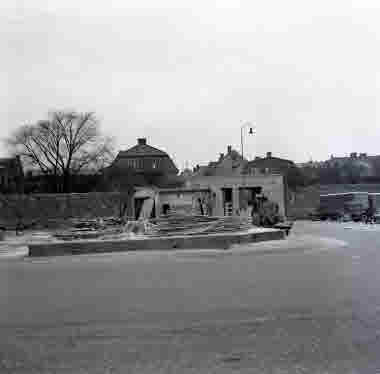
[53,214,255,241]
[147,214,253,236]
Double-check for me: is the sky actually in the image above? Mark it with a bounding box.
[2,0,380,170]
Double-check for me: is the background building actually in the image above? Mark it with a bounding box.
[104,138,181,190]
[111,138,179,175]
[0,156,24,193]
[297,152,380,185]
[190,145,247,177]
[246,152,295,175]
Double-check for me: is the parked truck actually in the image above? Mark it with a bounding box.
[368,193,380,223]
[318,192,369,221]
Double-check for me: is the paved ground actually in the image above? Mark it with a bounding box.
[1,221,380,373]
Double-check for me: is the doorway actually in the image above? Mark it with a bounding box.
[239,186,262,215]
[222,188,233,216]
[134,198,146,220]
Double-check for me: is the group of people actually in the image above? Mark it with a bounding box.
[364,205,377,224]
[250,195,281,227]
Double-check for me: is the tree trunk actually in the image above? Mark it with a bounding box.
[63,171,72,193]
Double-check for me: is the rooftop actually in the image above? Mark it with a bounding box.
[118,138,169,158]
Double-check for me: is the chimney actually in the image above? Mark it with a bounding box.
[266,152,272,158]
[138,138,147,145]
[219,153,224,160]
[227,145,232,154]
[350,152,357,159]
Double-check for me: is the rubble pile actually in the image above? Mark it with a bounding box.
[54,217,126,241]
[147,214,253,236]
[53,214,254,241]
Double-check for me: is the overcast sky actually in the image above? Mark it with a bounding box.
[2,0,380,169]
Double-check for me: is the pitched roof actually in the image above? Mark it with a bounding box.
[118,143,169,158]
[0,157,15,166]
[247,156,294,166]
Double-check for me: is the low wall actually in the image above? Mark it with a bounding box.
[29,228,285,257]
[0,193,128,228]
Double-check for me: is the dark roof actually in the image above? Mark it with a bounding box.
[118,144,168,158]
[248,156,294,166]
[208,162,218,167]
[158,187,210,194]
[0,157,15,166]
[110,139,179,176]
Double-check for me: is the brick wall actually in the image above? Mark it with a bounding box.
[0,192,129,228]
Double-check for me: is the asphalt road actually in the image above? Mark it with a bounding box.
[1,221,380,373]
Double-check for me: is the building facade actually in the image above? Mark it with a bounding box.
[187,174,286,218]
[105,138,181,189]
[0,156,24,193]
[246,152,295,175]
[131,173,286,220]
[111,138,178,176]
[324,153,380,178]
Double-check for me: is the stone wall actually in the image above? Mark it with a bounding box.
[0,192,128,228]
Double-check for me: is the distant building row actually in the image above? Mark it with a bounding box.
[299,152,380,179]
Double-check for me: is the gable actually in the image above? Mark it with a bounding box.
[119,144,168,158]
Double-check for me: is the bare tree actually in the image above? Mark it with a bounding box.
[6,111,115,193]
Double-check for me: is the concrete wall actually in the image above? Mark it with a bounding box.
[156,190,213,216]
[0,192,128,228]
[157,191,196,215]
[29,229,285,257]
[187,174,286,217]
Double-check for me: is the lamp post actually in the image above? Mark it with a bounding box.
[238,122,255,217]
[240,122,255,161]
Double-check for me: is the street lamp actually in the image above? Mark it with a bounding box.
[240,122,255,160]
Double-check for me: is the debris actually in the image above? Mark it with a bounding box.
[53,214,255,241]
